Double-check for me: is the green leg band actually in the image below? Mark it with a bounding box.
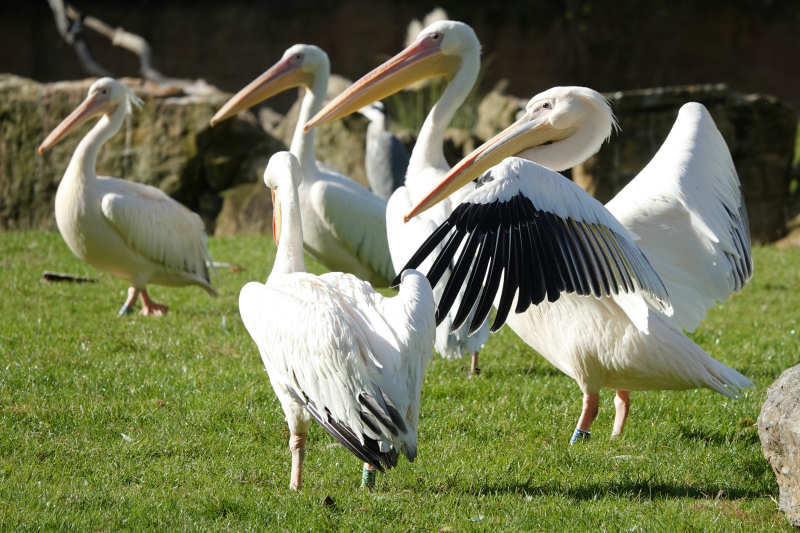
[361,465,376,488]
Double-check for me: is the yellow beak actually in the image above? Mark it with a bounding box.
[210,57,311,126]
[404,113,576,222]
[38,93,110,154]
[303,34,459,131]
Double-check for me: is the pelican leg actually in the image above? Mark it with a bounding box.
[571,393,599,444]
[117,287,139,316]
[140,289,168,316]
[289,433,307,490]
[611,390,630,437]
[469,351,480,377]
[361,462,377,489]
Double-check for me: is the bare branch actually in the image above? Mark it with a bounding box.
[46,0,113,77]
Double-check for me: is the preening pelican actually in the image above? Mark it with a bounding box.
[399,87,754,442]
[306,21,490,374]
[38,78,215,316]
[357,102,409,201]
[210,44,395,287]
[239,151,435,489]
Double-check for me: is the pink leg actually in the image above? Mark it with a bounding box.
[117,287,140,316]
[571,392,599,444]
[289,433,306,490]
[140,289,168,316]
[469,352,480,377]
[612,390,630,437]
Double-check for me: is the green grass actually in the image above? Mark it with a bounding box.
[0,230,796,531]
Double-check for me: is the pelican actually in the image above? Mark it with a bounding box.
[38,77,215,316]
[305,21,490,374]
[397,87,754,442]
[357,102,409,201]
[210,44,394,287]
[239,151,434,489]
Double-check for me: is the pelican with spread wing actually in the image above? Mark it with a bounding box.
[398,87,753,442]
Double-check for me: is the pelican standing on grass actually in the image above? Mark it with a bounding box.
[396,87,754,442]
[239,151,434,489]
[210,44,394,287]
[38,77,215,316]
[306,21,490,374]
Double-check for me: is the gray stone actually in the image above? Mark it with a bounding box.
[758,364,800,528]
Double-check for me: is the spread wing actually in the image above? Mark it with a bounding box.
[606,102,753,332]
[99,177,213,290]
[395,157,672,334]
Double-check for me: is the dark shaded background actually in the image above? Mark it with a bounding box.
[1,0,799,108]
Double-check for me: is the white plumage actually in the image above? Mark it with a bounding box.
[305,21,490,372]
[39,77,215,316]
[239,151,434,489]
[398,86,753,441]
[210,44,394,287]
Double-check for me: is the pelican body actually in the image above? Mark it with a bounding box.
[38,78,215,316]
[399,87,754,441]
[357,102,409,201]
[211,44,394,287]
[306,21,490,373]
[239,152,435,489]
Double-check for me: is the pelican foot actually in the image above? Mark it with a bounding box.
[570,428,591,444]
[361,464,376,489]
[117,304,135,317]
[140,303,168,316]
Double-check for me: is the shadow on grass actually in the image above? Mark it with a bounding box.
[437,478,773,501]
[677,424,761,446]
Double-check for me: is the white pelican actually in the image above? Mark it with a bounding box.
[305,21,490,374]
[38,77,215,316]
[398,87,754,442]
[357,102,409,201]
[239,151,435,489]
[210,44,395,287]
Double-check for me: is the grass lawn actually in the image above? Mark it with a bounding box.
[0,230,797,531]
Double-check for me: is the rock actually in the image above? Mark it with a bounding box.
[0,74,283,232]
[758,364,800,528]
[214,182,272,236]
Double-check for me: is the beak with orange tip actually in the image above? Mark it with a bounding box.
[210,56,311,127]
[403,112,577,222]
[38,92,112,154]
[303,32,460,132]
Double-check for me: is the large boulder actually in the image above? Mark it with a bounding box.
[758,364,800,528]
[471,83,797,244]
[0,74,283,232]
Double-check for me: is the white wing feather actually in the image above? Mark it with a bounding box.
[98,177,213,289]
[309,174,396,284]
[606,103,753,332]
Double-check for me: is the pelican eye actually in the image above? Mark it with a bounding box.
[430,32,442,40]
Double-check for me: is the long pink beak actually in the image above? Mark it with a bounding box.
[38,94,107,154]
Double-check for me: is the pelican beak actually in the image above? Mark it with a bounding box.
[210,57,311,126]
[38,93,110,154]
[303,34,460,131]
[271,189,281,246]
[404,113,576,221]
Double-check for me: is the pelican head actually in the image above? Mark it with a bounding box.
[304,20,479,131]
[210,44,329,126]
[264,151,302,244]
[404,87,617,221]
[38,77,142,154]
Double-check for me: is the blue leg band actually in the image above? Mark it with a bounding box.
[570,428,591,444]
